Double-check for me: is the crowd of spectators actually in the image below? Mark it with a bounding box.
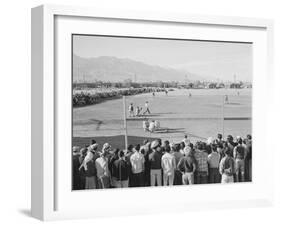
[72,134,252,190]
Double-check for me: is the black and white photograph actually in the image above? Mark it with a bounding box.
[72,34,252,190]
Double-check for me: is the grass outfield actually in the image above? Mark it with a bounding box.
[73,88,252,149]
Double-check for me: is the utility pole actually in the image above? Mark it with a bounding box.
[123,96,128,150]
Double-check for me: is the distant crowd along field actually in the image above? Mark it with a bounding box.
[72,87,168,107]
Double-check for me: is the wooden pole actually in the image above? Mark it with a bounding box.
[123,96,128,150]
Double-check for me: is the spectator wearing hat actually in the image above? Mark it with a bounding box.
[194,142,209,184]
[233,137,246,182]
[161,145,176,186]
[149,140,163,186]
[219,147,235,183]
[130,144,145,187]
[208,144,221,183]
[112,150,131,188]
[95,147,111,189]
[82,143,99,189]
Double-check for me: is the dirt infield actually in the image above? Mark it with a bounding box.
[73,88,252,147]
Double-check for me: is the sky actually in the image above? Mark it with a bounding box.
[73,35,252,82]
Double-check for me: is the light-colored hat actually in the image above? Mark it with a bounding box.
[103,143,111,150]
[151,140,159,149]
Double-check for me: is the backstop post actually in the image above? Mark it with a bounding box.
[123,96,128,150]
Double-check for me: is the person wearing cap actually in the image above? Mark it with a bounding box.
[219,147,235,183]
[161,145,176,186]
[112,150,131,188]
[207,144,221,183]
[149,140,163,186]
[95,146,111,189]
[233,137,246,182]
[130,144,145,187]
[194,142,209,184]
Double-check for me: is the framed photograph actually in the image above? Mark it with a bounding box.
[31,4,274,221]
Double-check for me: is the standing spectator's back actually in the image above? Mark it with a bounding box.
[149,140,163,186]
[194,143,209,184]
[161,146,176,186]
[130,145,145,187]
[219,147,235,183]
[113,150,131,188]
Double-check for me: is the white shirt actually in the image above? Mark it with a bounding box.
[95,156,109,178]
[161,153,176,175]
[208,152,220,168]
[149,122,155,131]
[130,151,145,174]
[145,102,149,108]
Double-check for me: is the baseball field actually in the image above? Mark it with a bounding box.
[73,88,251,149]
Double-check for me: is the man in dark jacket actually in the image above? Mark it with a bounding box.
[72,146,81,190]
[113,150,131,188]
[149,140,163,186]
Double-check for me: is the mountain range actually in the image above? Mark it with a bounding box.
[73,54,207,83]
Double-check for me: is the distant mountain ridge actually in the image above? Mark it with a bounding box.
[73,54,206,83]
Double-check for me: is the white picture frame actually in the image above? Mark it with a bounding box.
[31,4,274,221]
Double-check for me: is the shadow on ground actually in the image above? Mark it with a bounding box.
[18,209,31,218]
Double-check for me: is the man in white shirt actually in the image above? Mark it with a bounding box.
[207,144,221,183]
[95,149,110,189]
[161,146,176,186]
[149,120,155,133]
[130,144,145,187]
